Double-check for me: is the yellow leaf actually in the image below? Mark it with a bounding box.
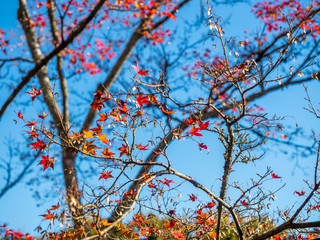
[81,140,100,156]
[99,219,112,226]
[83,130,94,139]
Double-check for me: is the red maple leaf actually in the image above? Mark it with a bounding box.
[40,210,55,224]
[198,142,208,150]
[164,220,177,228]
[195,208,202,215]
[49,203,60,211]
[24,130,39,141]
[90,91,110,111]
[99,171,113,180]
[136,94,151,106]
[30,138,46,151]
[90,123,103,136]
[137,144,148,151]
[38,155,56,170]
[38,110,49,119]
[91,100,105,111]
[295,190,305,196]
[24,121,37,128]
[240,200,248,208]
[168,210,176,216]
[158,178,174,187]
[189,194,197,202]
[25,86,42,103]
[15,110,24,119]
[148,182,156,188]
[97,112,108,122]
[273,235,281,240]
[198,120,209,130]
[132,63,151,77]
[185,117,197,124]
[204,201,216,208]
[191,127,202,137]
[271,172,281,179]
[119,144,129,157]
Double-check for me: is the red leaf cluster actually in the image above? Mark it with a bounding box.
[25,87,42,103]
[38,155,56,171]
[99,171,114,180]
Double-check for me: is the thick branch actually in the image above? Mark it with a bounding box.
[250,181,320,240]
[216,124,235,240]
[81,25,143,131]
[48,0,70,127]
[17,0,65,136]
[81,0,191,132]
[170,169,243,240]
[81,175,156,240]
[109,74,317,223]
[0,0,107,119]
[17,0,85,227]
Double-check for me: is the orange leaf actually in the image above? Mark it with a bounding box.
[40,210,55,224]
[171,230,185,240]
[195,212,208,225]
[90,123,103,136]
[102,147,115,158]
[97,112,108,122]
[208,231,217,240]
[160,107,176,115]
[49,202,60,211]
[98,133,110,145]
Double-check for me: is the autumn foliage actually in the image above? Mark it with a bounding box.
[1,0,320,240]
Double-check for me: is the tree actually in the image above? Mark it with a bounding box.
[0,0,320,239]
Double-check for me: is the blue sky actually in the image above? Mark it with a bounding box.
[0,0,320,237]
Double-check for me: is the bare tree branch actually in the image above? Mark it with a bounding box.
[0,0,107,119]
[81,0,191,132]
[47,0,70,127]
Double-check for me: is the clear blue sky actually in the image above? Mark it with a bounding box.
[0,0,319,237]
